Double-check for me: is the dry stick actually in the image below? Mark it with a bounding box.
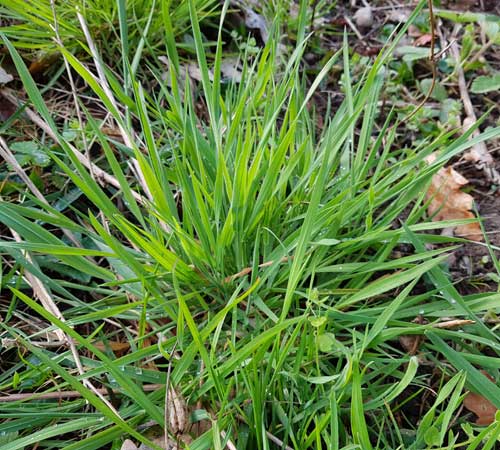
[0,383,164,403]
[432,319,475,329]
[8,231,122,418]
[75,10,155,207]
[449,27,500,185]
[0,88,145,204]
[343,15,364,41]
[76,10,173,233]
[265,431,294,450]
[220,430,238,450]
[50,0,93,181]
[9,229,66,342]
[223,256,292,283]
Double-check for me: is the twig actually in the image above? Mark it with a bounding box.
[8,229,121,418]
[432,319,475,329]
[220,430,238,450]
[224,256,292,283]
[343,15,364,41]
[449,26,500,184]
[0,384,164,403]
[50,0,94,181]
[76,9,157,209]
[265,430,294,450]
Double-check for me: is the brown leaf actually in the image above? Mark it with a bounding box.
[93,340,130,356]
[414,34,433,47]
[166,387,189,435]
[0,65,13,84]
[121,439,139,450]
[425,154,482,241]
[464,371,498,425]
[28,54,60,76]
[399,334,423,355]
[464,392,497,425]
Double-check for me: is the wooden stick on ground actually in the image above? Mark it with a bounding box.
[449,25,500,185]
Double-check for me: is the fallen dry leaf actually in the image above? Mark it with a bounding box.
[93,340,130,356]
[413,34,433,47]
[425,154,482,241]
[464,372,498,425]
[220,57,242,83]
[388,9,411,23]
[464,392,497,425]
[121,439,139,450]
[0,65,13,84]
[166,387,189,436]
[399,334,423,355]
[242,4,268,42]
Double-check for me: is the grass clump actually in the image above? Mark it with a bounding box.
[1,0,500,449]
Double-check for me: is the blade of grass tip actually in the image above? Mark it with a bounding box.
[415,371,464,447]
[188,0,215,123]
[338,254,448,309]
[161,1,182,107]
[330,391,339,450]
[130,0,156,77]
[117,0,129,96]
[211,0,230,121]
[465,423,500,450]
[363,278,419,350]
[364,356,419,411]
[342,32,354,178]
[295,0,309,44]
[351,359,373,450]
[1,35,57,130]
[403,224,500,345]
[476,422,500,450]
[427,332,500,409]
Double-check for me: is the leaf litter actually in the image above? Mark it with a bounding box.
[425,153,483,241]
